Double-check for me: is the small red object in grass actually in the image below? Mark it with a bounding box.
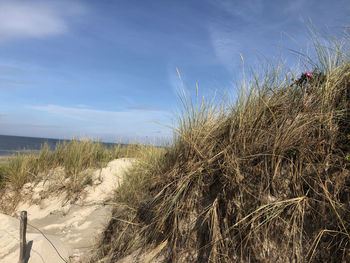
[306,72,313,78]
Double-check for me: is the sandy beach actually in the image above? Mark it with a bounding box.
[0,158,134,263]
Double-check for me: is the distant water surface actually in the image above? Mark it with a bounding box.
[0,135,65,156]
[0,135,117,156]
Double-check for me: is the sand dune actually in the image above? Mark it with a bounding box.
[0,158,134,263]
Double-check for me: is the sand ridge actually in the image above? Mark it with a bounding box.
[0,158,135,263]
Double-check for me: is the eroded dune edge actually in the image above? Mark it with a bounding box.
[0,158,135,263]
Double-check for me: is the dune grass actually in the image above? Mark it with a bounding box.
[92,32,350,262]
[0,139,152,192]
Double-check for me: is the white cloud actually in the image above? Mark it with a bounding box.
[208,26,244,73]
[29,104,167,121]
[0,0,86,41]
[207,6,290,73]
[211,0,263,21]
[27,104,172,138]
[127,104,163,111]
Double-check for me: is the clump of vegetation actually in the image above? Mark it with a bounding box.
[93,32,350,262]
[0,139,147,192]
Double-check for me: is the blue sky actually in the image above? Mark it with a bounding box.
[0,0,349,143]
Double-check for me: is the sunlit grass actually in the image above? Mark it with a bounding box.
[0,139,155,191]
[92,30,350,262]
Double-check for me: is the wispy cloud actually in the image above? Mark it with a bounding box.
[127,104,163,111]
[0,78,39,89]
[283,0,307,14]
[29,104,166,121]
[206,1,267,72]
[0,0,86,42]
[207,2,297,73]
[208,26,243,73]
[0,121,74,140]
[210,0,263,21]
[0,65,24,75]
[27,104,172,138]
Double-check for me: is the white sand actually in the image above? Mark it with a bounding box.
[0,158,134,263]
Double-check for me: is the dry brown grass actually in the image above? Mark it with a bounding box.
[92,32,350,263]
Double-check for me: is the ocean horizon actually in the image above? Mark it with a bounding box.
[0,134,118,156]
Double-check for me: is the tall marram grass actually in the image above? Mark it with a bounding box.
[92,32,350,262]
[0,139,147,191]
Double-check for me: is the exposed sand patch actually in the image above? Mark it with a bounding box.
[0,158,134,263]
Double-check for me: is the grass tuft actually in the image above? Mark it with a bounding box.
[92,30,350,262]
[0,139,149,192]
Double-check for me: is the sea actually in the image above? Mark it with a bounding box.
[0,135,117,156]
